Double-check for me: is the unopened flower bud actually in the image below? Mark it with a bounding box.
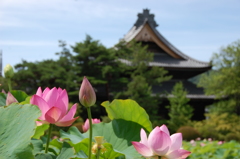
[4,64,14,79]
[79,76,96,107]
[6,92,18,105]
[82,118,101,132]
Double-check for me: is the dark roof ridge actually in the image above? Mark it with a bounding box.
[124,20,210,67]
[146,20,210,66]
[134,9,158,29]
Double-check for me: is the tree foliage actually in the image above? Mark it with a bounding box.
[71,35,122,101]
[167,82,193,132]
[194,113,240,141]
[0,76,10,92]
[11,36,171,120]
[198,40,240,114]
[114,40,171,120]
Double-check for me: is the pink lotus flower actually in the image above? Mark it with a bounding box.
[82,118,101,132]
[132,125,191,159]
[30,87,79,127]
[2,89,6,94]
[6,92,18,105]
[200,143,205,147]
[190,140,196,147]
[79,76,96,107]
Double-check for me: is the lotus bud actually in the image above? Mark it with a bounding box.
[6,92,18,105]
[2,89,6,94]
[79,76,96,107]
[82,118,101,132]
[4,64,14,79]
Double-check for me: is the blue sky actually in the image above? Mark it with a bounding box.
[1,0,240,74]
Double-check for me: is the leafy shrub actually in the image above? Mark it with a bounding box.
[193,113,240,141]
[225,133,240,142]
[177,126,201,141]
[167,82,193,132]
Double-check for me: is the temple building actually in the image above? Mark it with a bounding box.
[122,9,215,120]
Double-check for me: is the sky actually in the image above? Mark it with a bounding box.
[1,0,240,75]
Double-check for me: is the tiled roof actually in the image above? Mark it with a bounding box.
[150,54,211,68]
[122,9,211,69]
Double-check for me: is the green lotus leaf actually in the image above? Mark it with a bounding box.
[61,119,143,159]
[10,90,29,103]
[0,92,6,106]
[60,126,85,144]
[56,142,75,159]
[32,124,50,139]
[0,103,41,159]
[101,99,152,132]
[31,139,44,155]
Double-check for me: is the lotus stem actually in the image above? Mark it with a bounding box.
[7,79,12,91]
[87,107,93,159]
[45,124,53,153]
[96,147,101,159]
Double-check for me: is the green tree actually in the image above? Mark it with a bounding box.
[55,40,79,98]
[166,82,193,132]
[13,60,41,94]
[71,35,122,101]
[0,76,10,92]
[11,36,171,121]
[70,35,124,119]
[114,40,171,120]
[198,40,240,114]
